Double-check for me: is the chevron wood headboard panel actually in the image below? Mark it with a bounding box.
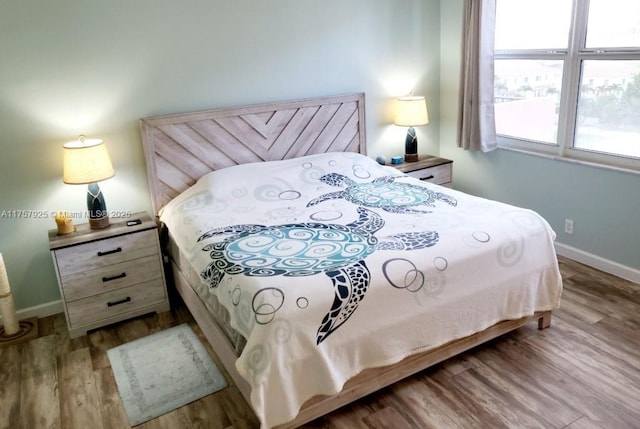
[140,93,366,214]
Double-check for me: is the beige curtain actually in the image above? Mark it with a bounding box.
[457,0,497,152]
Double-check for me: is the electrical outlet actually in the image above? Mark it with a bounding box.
[564,218,574,234]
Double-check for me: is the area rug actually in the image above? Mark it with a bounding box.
[107,323,227,426]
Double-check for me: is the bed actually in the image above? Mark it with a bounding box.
[140,93,563,429]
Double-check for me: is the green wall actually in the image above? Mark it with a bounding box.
[0,0,442,310]
[3,0,636,313]
[439,1,640,272]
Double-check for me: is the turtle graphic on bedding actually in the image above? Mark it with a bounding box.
[198,207,439,344]
[307,173,457,213]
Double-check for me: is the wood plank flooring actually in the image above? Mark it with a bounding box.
[1,255,639,429]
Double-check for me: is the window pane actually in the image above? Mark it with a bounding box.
[586,0,640,48]
[575,60,640,158]
[495,0,572,50]
[495,60,563,144]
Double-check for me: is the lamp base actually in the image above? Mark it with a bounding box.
[404,153,419,162]
[87,182,110,229]
[89,216,110,229]
[404,126,419,162]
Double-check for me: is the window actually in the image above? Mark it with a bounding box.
[494,0,640,170]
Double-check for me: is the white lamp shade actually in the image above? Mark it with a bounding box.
[394,95,429,127]
[63,137,115,184]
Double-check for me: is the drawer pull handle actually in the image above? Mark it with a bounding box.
[107,297,131,307]
[97,247,122,257]
[102,272,127,283]
[420,175,435,181]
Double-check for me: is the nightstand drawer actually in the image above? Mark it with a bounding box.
[60,255,163,302]
[405,163,452,185]
[66,279,167,328]
[54,229,158,276]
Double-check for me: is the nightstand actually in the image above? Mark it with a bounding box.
[49,212,169,338]
[393,155,453,187]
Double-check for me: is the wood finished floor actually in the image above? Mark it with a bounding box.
[1,255,639,429]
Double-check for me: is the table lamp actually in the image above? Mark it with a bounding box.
[394,95,429,162]
[63,135,115,229]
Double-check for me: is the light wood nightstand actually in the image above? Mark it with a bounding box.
[393,155,453,187]
[49,212,169,338]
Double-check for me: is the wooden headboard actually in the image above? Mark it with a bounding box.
[140,93,366,215]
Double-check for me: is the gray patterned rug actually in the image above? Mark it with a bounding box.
[107,323,227,426]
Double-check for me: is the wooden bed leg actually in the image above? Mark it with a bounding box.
[538,311,552,329]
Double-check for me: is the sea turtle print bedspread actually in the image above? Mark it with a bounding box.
[159,152,563,429]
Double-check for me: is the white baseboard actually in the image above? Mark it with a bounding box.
[0,299,64,324]
[555,242,640,285]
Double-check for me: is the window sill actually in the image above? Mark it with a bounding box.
[499,146,640,176]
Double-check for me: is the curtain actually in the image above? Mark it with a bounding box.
[457,0,497,152]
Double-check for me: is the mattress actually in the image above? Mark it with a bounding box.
[159,152,563,428]
[165,233,247,355]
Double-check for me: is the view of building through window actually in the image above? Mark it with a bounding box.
[494,0,640,161]
[575,61,640,158]
[494,59,562,145]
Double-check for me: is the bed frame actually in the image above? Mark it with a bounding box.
[140,93,551,428]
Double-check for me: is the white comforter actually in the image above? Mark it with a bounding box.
[159,152,562,428]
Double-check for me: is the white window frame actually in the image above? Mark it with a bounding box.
[495,0,640,173]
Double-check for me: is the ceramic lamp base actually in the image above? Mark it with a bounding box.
[87,182,110,229]
[89,216,110,229]
[404,153,419,162]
